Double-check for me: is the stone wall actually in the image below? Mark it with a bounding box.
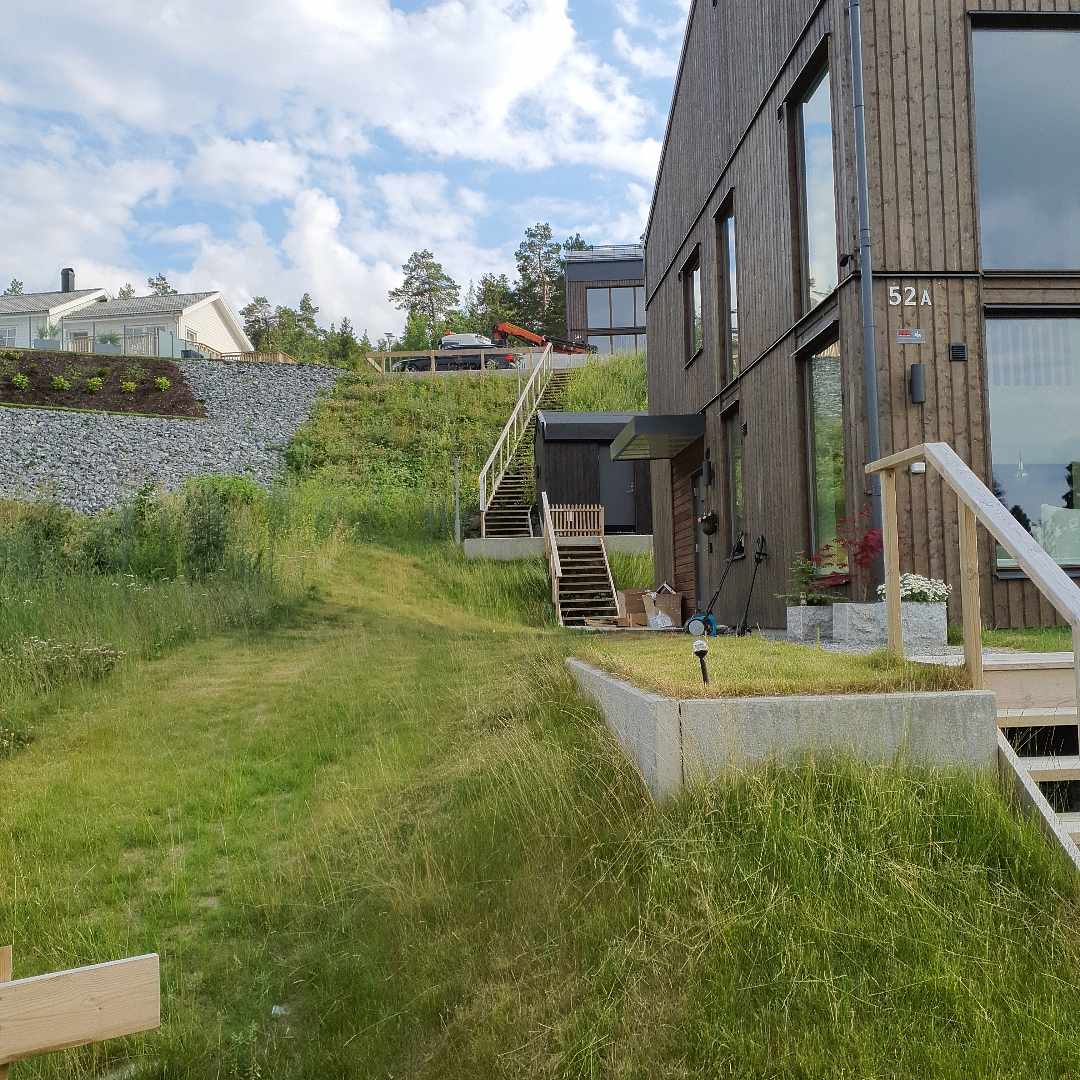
[0,360,340,512]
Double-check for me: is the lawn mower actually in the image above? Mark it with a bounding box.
[684,535,744,638]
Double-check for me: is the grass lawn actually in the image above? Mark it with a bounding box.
[974,626,1074,653]
[5,541,1080,1078]
[577,634,972,699]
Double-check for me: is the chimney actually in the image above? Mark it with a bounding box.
[61,268,75,293]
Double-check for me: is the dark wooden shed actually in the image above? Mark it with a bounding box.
[534,412,653,535]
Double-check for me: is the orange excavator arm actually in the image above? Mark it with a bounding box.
[492,322,595,355]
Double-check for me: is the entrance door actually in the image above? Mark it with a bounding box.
[600,455,637,533]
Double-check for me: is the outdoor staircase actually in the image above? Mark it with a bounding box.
[992,653,1080,841]
[553,538,620,628]
[483,368,573,538]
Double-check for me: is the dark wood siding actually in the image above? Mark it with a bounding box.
[671,441,704,603]
[645,0,1080,629]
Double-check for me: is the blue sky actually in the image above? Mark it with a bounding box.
[2,0,686,339]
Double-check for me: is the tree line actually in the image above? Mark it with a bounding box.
[3,220,590,365]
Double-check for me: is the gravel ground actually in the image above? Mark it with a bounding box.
[0,360,341,513]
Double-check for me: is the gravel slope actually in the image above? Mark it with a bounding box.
[0,360,340,512]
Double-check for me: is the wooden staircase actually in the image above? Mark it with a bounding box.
[993,653,1080,841]
[483,369,573,539]
[553,538,620,627]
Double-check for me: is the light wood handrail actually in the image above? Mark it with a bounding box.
[478,343,554,536]
[867,442,1080,696]
[541,491,563,621]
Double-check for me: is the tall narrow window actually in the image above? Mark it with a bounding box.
[974,27,1080,268]
[986,318,1080,568]
[611,287,636,327]
[716,207,739,383]
[723,410,745,557]
[807,341,847,571]
[683,249,703,362]
[586,288,611,330]
[797,67,839,310]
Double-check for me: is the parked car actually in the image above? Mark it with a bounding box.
[391,334,521,372]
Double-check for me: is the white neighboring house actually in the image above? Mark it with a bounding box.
[63,291,254,357]
[0,286,108,348]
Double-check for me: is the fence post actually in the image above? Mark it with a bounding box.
[453,455,462,546]
[0,944,10,1080]
[957,500,985,689]
[429,350,436,375]
[881,468,903,654]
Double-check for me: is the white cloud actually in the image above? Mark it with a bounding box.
[5,0,661,181]
[613,28,679,79]
[187,139,308,204]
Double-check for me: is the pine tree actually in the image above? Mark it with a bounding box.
[3,279,23,296]
[387,250,460,346]
[513,223,566,338]
[147,273,177,296]
[239,297,275,351]
[117,283,136,300]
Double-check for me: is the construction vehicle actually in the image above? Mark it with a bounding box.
[491,322,596,355]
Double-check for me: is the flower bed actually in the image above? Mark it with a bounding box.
[0,350,205,418]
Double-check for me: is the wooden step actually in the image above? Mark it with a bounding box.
[1021,755,1080,782]
[984,655,1077,710]
[998,708,1079,729]
[1057,812,1080,841]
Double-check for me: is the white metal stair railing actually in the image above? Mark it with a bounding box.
[478,344,554,538]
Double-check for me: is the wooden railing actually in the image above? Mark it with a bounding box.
[218,351,298,364]
[478,344,555,537]
[364,348,544,375]
[867,442,1080,696]
[549,504,605,538]
[541,491,563,622]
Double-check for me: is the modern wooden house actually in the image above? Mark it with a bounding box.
[624,0,1080,629]
[534,411,653,535]
[564,246,647,355]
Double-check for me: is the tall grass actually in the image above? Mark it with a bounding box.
[562,351,648,412]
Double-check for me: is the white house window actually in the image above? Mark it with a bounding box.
[187,327,198,342]
[0,327,16,347]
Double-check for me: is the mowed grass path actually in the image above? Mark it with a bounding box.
[5,546,1080,1078]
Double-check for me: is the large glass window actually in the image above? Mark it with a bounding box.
[684,250,703,361]
[987,318,1080,568]
[807,342,847,572]
[723,410,745,557]
[797,68,839,310]
[611,287,636,327]
[974,28,1080,269]
[716,208,739,383]
[588,335,612,355]
[587,288,611,330]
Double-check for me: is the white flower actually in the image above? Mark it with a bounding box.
[877,573,951,604]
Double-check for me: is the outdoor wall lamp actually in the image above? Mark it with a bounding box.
[909,362,926,405]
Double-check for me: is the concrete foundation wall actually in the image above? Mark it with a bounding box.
[567,659,997,799]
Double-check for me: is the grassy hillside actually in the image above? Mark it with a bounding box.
[562,351,647,412]
[3,541,1080,1078]
[6,363,1080,1078]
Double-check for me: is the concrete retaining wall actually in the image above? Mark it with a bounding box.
[566,659,997,799]
[464,534,653,561]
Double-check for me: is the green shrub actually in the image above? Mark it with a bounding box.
[50,375,71,392]
[10,373,29,391]
[0,724,31,759]
[97,332,121,346]
[120,380,137,393]
[85,376,104,394]
[154,376,171,392]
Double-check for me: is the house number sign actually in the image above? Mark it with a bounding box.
[888,284,933,307]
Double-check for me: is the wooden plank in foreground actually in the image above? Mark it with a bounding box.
[0,954,159,1065]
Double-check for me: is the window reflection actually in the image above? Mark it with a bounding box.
[808,342,847,573]
[987,318,1080,568]
[975,29,1080,269]
[799,69,839,309]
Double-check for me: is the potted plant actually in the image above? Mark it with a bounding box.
[95,332,122,356]
[33,322,61,350]
[781,551,841,643]
[833,573,951,653]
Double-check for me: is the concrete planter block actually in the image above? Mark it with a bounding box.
[786,605,834,644]
[832,601,947,654]
[566,659,998,800]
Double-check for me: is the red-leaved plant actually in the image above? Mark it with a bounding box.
[835,506,884,570]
